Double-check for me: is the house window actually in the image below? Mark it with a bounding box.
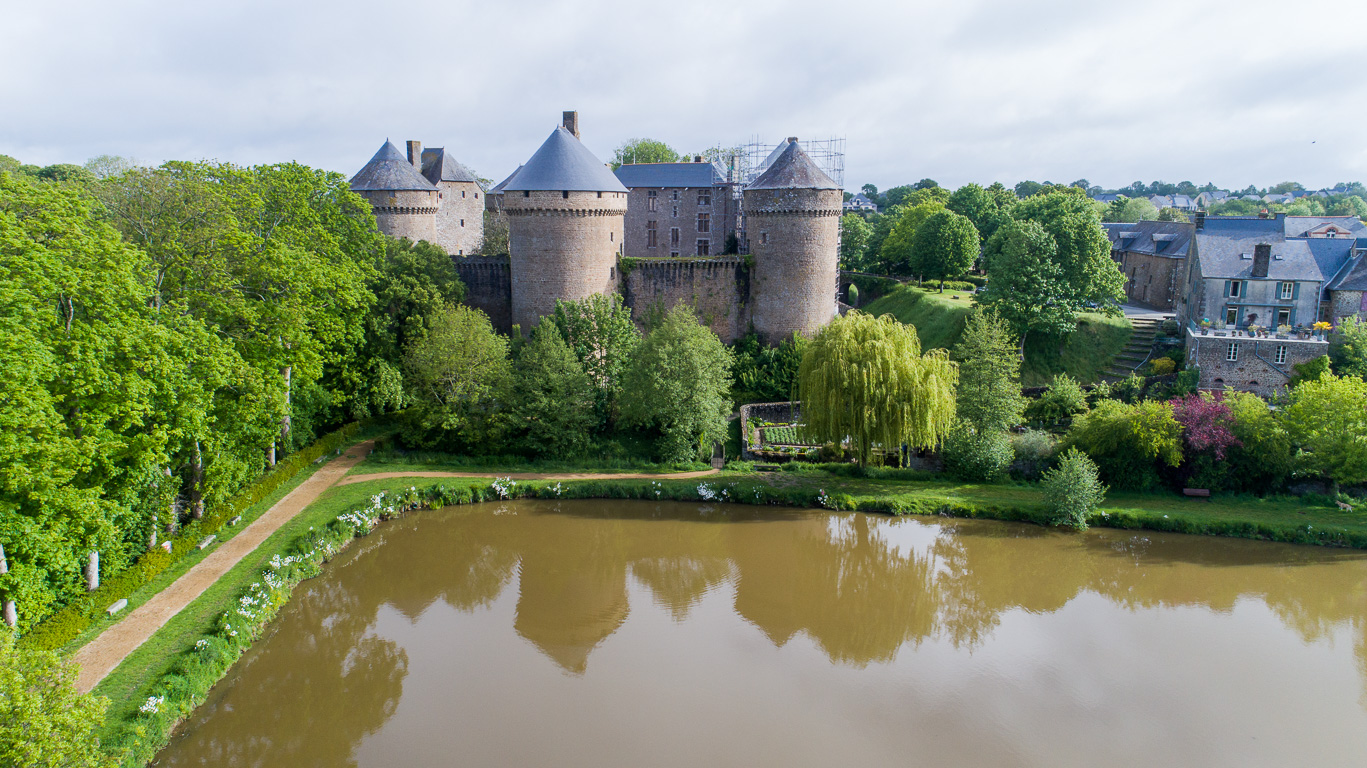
[697,239,710,256]
[1226,343,1239,362]
[1277,308,1290,326]
[647,220,658,248]
[1228,281,1242,298]
[1275,345,1287,364]
[1226,307,1238,325]
[1327,231,1338,238]
[648,190,657,212]
[670,227,680,247]
[698,190,711,206]
[697,213,710,233]
[1280,282,1294,300]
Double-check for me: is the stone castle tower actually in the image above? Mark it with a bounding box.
[502,113,628,331]
[349,140,439,244]
[350,139,484,255]
[744,138,842,344]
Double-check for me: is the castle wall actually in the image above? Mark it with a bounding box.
[1330,290,1366,324]
[1118,251,1182,310]
[505,189,627,332]
[435,180,485,255]
[364,188,438,244]
[623,183,739,260]
[453,256,513,334]
[623,257,748,342]
[744,187,842,344]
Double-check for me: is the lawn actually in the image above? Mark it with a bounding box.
[862,284,1133,386]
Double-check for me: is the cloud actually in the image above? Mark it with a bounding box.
[1,0,1364,191]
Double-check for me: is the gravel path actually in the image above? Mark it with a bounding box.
[72,442,375,694]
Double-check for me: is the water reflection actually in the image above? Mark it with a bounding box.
[155,500,1367,767]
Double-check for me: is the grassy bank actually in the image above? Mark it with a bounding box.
[862,284,1133,385]
[352,448,710,476]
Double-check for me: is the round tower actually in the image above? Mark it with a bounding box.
[744,137,843,345]
[503,121,627,331]
[349,140,439,244]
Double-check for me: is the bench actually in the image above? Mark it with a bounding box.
[1182,488,1211,498]
[197,535,217,550]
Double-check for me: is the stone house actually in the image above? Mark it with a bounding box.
[613,161,740,259]
[1102,220,1193,310]
[843,193,879,213]
[1195,190,1229,208]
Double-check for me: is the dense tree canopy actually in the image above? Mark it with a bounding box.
[610,138,680,169]
[838,213,873,271]
[952,309,1025,432]
[909,209,979,290]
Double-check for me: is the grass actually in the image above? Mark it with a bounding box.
[351,450,709,476]
[863,284,1133,386]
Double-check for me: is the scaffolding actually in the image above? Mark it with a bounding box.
[738,136,845,189]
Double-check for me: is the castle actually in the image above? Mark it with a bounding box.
[350,112,842,344]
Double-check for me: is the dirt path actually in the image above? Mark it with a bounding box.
[338,468,721,485]
[72,441,375,694]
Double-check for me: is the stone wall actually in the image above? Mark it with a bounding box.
[505,189,627,332]
[738,401,801,460]
[365,188,439,243]
[1118,251,1182,310]
[623,257,748,342]
[622,183,739,260]
[453,256,513,333]
[1330,289,1366,324]
[1186,329,1326,396]
[435,180,485,256]
[744,187,842,344]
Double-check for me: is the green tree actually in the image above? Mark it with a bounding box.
[619,305,734,463]
[504,324,597,457]
[1156,207,1189,222]
[1014,180,1043,198]
[1041,449,1106,529]
[1224,391,1294,493]
[1289,354,1331,387]
[1064,399,1182,490]
[863,207,901,272]
[0,632,113,768]
[1026,373,1088,424]
[1103,196,1159,222]
[82,155,136,180]
[610,138,680,169]
[942,424,1013,482]
[952,309,1025,432]
[798,312,957,466]
[978,219,1076,352]
[909,209,979,291]
[1330,316,1367,379]
[1281,373,1367,493]
[731,332,808,403]
[402,305,510,449]
[838,213,873,271]
[1328,195,1367,218]
[947,183,1011,240]
[879,201,945,277]
[551,294,642,425]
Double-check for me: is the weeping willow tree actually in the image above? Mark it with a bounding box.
[798,312,958,466]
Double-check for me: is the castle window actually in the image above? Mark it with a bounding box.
[670,227,680,247]
[698,190,711,206]
[475,192,479,199]
[647,220,658,248]
[1275,345,1287,364]
[460,219,464,227]
[648,190,658,212]
[461,190,466,198]
[697,239,710,256]
[597,191,602,198]
[670,251,680,258]
[523,191,530,197]
[562,190,569,199]
[610,232,614,242]
[761,232,769,245]
[1226,342,1239,362]
[672,190,679,201]
[672,206,678,218]
[697,213,710,233]
[610,267,616,279]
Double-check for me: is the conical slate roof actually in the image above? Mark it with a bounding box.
[421,148,480,185]
[490,165,523,194]
[349,140,436,192]
[747,138,839,191]
[503,127,627,193]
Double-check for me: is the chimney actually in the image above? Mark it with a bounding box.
[406,140,422,170]
[787,136,799,144]
[694,155,703,163]
[1195,211,1205,230]
[562,111,580,139]
[1253,244,1271,277]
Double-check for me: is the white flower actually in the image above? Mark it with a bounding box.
[140,695,164,714]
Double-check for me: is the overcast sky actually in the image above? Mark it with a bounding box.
[3,0,1365,192]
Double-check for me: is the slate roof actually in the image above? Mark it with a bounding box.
[1103,220,1194,258]
[1328,256,1367,291]
[1283,215,1367,239]
[503,127,627,193]
[1092,193,1121,203]
[349,140,436,192]
[1194,216,1353,281]
[613,162,724,189]
[420,147,479,185]
[490,165,522,195]
[747,139,840,191]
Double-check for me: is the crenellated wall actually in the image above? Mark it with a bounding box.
[623,256,748,342]
[453,256,513,334]
[744,187,842,345]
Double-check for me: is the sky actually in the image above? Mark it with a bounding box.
[2,0,1366,192]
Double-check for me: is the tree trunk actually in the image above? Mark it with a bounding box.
[86,551,99,591]
[281,365,292,450]
[2,601,14,629]
[190,440,204,520]
[268,442,276,467]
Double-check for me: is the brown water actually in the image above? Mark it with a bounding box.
[153,500,1367,768]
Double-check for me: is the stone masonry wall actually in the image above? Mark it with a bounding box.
[1330,290,1366,325]
[623,257,748,342]
[623,183,738,260]
[435,180,485,256]
[366,188,438,243]
[744,187,842,345]
[1187,330,1326,397]
[505,189,627,332]
[453,256,513,334]
[1119,251,1182,310]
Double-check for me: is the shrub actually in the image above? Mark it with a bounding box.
[0,631,112,767]
[1027,374,1088,424]
[1012,429,1056,462]
[1064,399,1182,490]
[1111,373,1147,404]
[1148,357,1176,376]
[942,424,1013,482]
[1041,449,1106,529]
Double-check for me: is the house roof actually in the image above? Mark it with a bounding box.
[747,139,840,191]
[490,165,522,195]
[1283,215,1367,239]
[349,140,437,192]
[420,147,479,185]
[1328,255,1367,291]
[1103,219,1193,258]
[1092,193,1121,203]
[613,162,723,189]
[1194,216,1354,281]
[503,127,627,193]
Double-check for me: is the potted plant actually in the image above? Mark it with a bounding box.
[1213,320,1227,336]
[1313,321,1332,340]
[1199,318,1211,335]
[1249,324,1264,338]
[1276,324,1291,339]
[1294,324,1307,339]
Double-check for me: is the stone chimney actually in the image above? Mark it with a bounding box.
[406,140,423,170]
[1253,243,1271,277]
[1195,211,1205,230]
[694,155,703,163]
[787,136,799,144]
[562,111,580,139]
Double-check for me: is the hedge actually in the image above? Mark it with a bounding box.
[21,423,362,651]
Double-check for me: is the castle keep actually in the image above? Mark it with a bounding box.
[351,113,841,344]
